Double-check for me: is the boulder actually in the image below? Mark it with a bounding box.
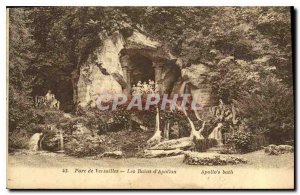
[77,32,125,107]
[149,137,194,151]
[264,144,293,155]
[181,63,217,106]
[63,113,72,119]
[139,149,184,158]
[99,151,123,159]
[278,145,294,152]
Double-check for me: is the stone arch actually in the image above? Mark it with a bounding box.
[119,48,182,95]
[129,54,155,86]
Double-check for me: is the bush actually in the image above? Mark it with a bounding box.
[121,143,139,158]
[193,138,218,152]
[8,131,30,152]
[40,126,61,151]
[43,110,65,124]
[226,131,253,153]
[64,134,106,157]
[183,152,247,165]
[57,116,87,135]
[233,77,294,144]
[9,88,43,134]
[251,134,269,150]
[218,147,236,154]
[8,88,46,151]
[76,107,131,134]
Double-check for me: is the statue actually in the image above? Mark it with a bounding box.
[38,90,60,110]
[131,84,137,95]
[136,81,143,95]
[149,79,155,94]
[142,81,149,94]
[45,90,53,106]
[50,94,60,110]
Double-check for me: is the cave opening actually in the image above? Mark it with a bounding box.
[129,54,155,86]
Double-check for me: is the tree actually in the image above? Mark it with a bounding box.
[8,7,294,145]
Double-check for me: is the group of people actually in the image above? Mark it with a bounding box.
[35,90,60,110]
[131,80,159,95]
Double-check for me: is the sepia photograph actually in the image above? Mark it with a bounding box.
[7,6,295,189]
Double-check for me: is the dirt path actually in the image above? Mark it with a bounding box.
[8,150,294,169]
[7,150,294,189]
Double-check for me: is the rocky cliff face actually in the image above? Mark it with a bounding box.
[76,30,163,107]
[181,64,217,107]
[77,32,125,107]
[76,30,216,108]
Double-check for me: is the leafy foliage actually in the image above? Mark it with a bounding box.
[226,131,254,153]
[8,131,30,152]
[8,7,294,149]
[9,9,40,143]
[40,126,61,151]
[76,107,131,134]
[233,77,294,144]
[193,138,218,152]
[64,134,106,157]
[184,152,247,165]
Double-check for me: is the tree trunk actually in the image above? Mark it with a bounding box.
[147,107,162,147]
[186,116,204,140]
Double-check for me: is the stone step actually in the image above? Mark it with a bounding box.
[140,149,184,158]
[149,137,194,151]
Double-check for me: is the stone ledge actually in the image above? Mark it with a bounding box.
[149,137,194,150]
[138,149,184,158]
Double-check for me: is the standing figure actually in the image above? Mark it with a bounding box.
[137,81,142,95]
[142,81,148,95]
[149,80,155,94]
[45,90,53,106]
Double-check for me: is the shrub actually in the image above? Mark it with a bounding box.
[64,135,106,157]
[43,110,65,124]
[121,143,139,158]
[193,138,218,152]
[233,77,294,144]
[76,107,131,134]
[183,152,247,165]
[9,88,43,134]
[40,126,61,151]
[8,88,47,151]
[57,116,87,135]
[226,131,253,153]
[218,147,236,154]
[251,134,269,150]
[103,130,153,152]
[8,131,30,152]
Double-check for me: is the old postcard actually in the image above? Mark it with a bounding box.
[7,6,295,189]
